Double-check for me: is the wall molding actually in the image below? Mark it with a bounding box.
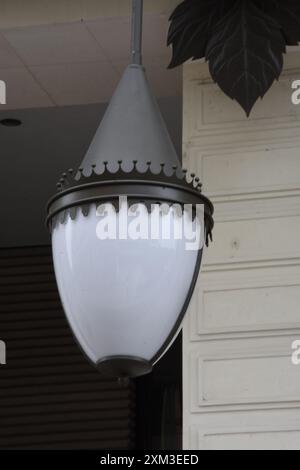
[188,348,300,413]
[188,264,300,341]
[197,424,300,450]
[183,53,300,449]
[183,65,300,142]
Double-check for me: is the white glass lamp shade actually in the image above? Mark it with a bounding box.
[52,202,202,377]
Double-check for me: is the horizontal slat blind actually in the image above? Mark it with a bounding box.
[0,246,135,450]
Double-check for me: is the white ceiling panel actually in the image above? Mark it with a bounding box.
[142,14,170,59]
[0,67,53,109]
[2,22,108,66]
[0,32,24,67]
[86,17,131,62]
[86,13,170,61]
[0,12,182,110]
[30,61,119,105]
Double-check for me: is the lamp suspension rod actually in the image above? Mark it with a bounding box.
[131,0,143,65]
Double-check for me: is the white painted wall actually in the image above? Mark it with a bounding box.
[182,52,300,450]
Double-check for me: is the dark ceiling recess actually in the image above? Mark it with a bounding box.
[0,118,22,127]
[167,0,300,115]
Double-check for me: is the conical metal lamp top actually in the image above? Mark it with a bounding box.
[79,64,180,174]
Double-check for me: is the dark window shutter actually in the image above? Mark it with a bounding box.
[0,246,135,450]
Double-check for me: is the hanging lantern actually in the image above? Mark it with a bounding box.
[46,0,214,379]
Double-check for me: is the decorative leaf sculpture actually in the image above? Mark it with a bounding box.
[168,0,300,115]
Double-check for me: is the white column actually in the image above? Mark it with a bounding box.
[182,51,300,450]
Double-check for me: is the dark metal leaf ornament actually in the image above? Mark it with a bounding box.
[206,1,286,116]
[167,0,225,68]
[263,0,300,46]
[168,0,300,116]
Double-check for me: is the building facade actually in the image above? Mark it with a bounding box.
[182,51,300,450]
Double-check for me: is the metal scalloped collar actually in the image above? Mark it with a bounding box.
[46,64,214,245]
[46,162,214,246]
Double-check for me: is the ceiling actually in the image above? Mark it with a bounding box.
[0,7,181,110]
[0,0,298,111]
[0,1,183,247]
